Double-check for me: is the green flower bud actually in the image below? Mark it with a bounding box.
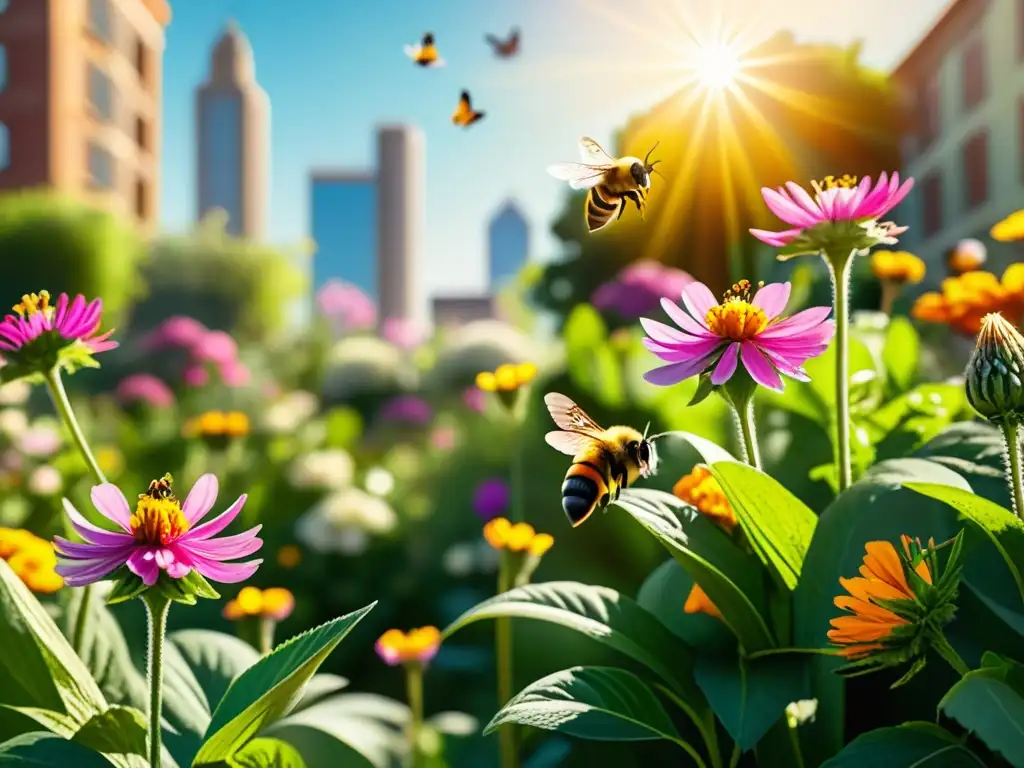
[965,313,1024,424]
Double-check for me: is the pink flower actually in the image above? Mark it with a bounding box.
[462,386,486,413]
[182,364,209,388]
[54,473,262,587]
[0,291,117,358]
[381,317,426,350]
[194,331,238,365]
[750,173,914,258]
[219,360,251,388]
[144,316,208,352]
[116,374,174,409]
[592,261,696,319]
[641,280,835,392]
[317,280,376,331]
[430,425,457,450]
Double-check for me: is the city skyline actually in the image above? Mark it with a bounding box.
[309,169,377,298]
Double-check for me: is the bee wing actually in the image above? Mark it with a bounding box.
[403,44,421,59]
[453,92,472,123]
[544,392,605,435]
[485,33,501,48]
[545,430,599,456]
[579,137,615,165]
[546,162,611,190]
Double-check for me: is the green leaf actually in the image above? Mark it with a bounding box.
[168,630,260,711]
[0,732,116,767]
[229,738,307,768]
[485,667,683,745]
[709,462,817,590]
[104,572,148,606]
[650,431,738,466]
[193,603,376,765]
[72,706,148,758]
[1,709,76,739]
[881,316,919,394]
[0,558,107,723]
[904,482,1024,604]
[636,559,732,649]
[939,655,1024,766]
[612,488,774,652]
[820,722,985,767]
[154,571,221,607]
[288,675,349,715]
[155,634,212,767]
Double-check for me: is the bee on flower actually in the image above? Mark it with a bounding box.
[0,526,63,593]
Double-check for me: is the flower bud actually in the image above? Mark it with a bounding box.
[965,313,1024,424]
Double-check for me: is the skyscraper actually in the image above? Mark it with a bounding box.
[376,124,424,324]
[195,21,269,240]
[488,200,529,290]
[0,0,171,231]
[310,170,377,298]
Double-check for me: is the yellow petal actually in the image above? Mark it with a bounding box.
[515,362,538,385]
[475,372,497,392]
[236,586,264,616]
[991,210,1024,242]
[483,517,511,549]
[528,533,554,556]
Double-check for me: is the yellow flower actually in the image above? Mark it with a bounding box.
[186,410,251,441]
[475,362,538,393]
[673,466,736,534]
[991,209,1024,242]
[276,544,302,569]
[95,446,124,477]
[871,251,926,285]
[222,586,295,622]
[0,528,63,594]
[912,265,1024,335]
[482,517,554,556]
[683,583,721,620]
[375,626,441,666]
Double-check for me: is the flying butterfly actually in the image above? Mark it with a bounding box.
[543,393,661,527]
[452,90,485,128]
[486,27,521,58]
[547,137,663,233]
[404,32,445,67]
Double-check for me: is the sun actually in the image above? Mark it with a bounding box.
[691,43,743,90]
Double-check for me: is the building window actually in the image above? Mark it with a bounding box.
[135,116,148,151]
[88,64,114,122]
[922,172,943,237]
[918,77,940,149]
[962,131,989,209]
[135,177,148,219]
[87,0,112,42]
[134,39,148,84]
[0,46,6,93]
[0,123,8,171]
[962,37,986,110]
[88,142,115,189]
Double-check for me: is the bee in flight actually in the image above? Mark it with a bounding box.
[544,393,660,527]
[486,27,521,58]
[404,32,445,67]
[547,137,663,233]
[452,90,485,127]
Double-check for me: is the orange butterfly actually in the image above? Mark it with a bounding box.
[452,90,485,128]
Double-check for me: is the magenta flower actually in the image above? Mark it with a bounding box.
[143,316,208,352]
[116,374,175,409]
[592,261,696,319]
[194,330,238,365]
[750,173,914,259]
[54,473,262,587]
[378,394,433,426]
[462,386,486,413]
[182,364,209,388]
[473,478,510,520]
[317,280,376,331]
[219,360,251,388]
[641,280,834,392]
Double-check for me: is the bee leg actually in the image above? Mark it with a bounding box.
[616,197,627,221]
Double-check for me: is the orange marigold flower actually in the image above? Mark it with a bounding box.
[222,586,295,622]
[276,544,302,569]
[871,250,926,285]
[673,466,736,534]
[683,584,721,620]
[0,527,63,593]
[911,265,1024,335]
[375,626,441,666]
[482,517,554,556]
[991,209,1024,242]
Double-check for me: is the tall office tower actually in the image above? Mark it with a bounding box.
[309,170,377,297]
[488,199,529,290]
[195,21,269,240]
[376,124,424,324]
[0,0,171,232]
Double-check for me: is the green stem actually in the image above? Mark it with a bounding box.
[932,633,971,677]
[258,618,275,656]
[1001,420,1024,521]
[44,367,107,656]
[510,425,524,525]
[824,250,855,492]
[737,400,762,470]
[405,662,425,768]
[496,552,517,768]
[143,592,171,768]
[787,724,805,768]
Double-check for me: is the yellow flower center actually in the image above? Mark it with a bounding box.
[12,291,53,319]
[704,282,768,341]
[130,475,188,545]
[813,174,858,193]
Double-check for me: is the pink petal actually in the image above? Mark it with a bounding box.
[660,298,716,338]
[750,228,802,247]
[53,535,133,561]
[741,342,783,391]
[190,554,263,584]
[710,343,740,384]
[759,347,811,382]
[643,354,716,386]
[180,495,248,542]
[61,498,135,547]
[680,283,719,327]
[835,176,872,220]
[181,526,263,560]
[783,182,823,219]
[127,549,160,586]
[642,336,724,362]
[758,321,836,350]
[182,474,219,524]
[854,174,890,218]
[751,282,791,320]
[639,317,701,345]
[763,188,819,228]
[881,178,913,215]
[757,307,833,338]
[90,483,133,532]
[376,642,402,666]
[56,554,129,586]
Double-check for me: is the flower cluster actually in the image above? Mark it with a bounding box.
[483,517,554,556]
[476,362,538,412]
[295,487,397,555]
[0,527,62,593]
[591,260,695,320]
[375,626,442,667]
[317,280,376,332]
[116,374,175,409]
[381,317,426,350]
[144,316,250,388]
[184,410,251,444]
[223,585,295,622]
[912,265,1024,335]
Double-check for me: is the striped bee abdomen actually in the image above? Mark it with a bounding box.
[562,461,609,527]
[585,184,622,232]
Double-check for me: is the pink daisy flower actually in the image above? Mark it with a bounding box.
[54,473,262,587]
[641,280,835,392]
[116,374,175,409]
[750,173,914,259]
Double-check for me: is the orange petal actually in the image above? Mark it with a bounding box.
[833,642,883,658]
[839,576,909,604]
[833,595,904,624]
[683,584,722,619]
[828,615,905,643]
[861,541,912,596]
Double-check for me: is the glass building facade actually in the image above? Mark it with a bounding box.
[310,173,377,298]
[198,95,242,234]
[488,202,528,290]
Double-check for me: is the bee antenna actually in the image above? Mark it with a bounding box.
[651,167,667,181]
[643,141,660,166]
[642,421,651,440]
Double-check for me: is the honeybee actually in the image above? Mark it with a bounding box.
[543,393,660,527]
[547,137,662,233]
[404,32,445,67]
[452,90,485,127]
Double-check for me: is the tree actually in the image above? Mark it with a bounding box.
[534,32,901,326]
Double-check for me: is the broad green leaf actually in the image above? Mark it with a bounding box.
[168,630,261,711]
[820,722,985,767]
[486,667,683,745]
[939,654,1024,767]
[709,462,817,590]
[290,675,350,714]
[651,431,739,466]
[904,482,1024,604]
[0,559,107,723]
[229,737,307,768]
[194,603,376,765]
[881,316,919,394]
[72,706,148,758]
[1,709,75,739]
[0,732,115,767]
[636,559,732,649]
[158,636,212,767]
[613,488,774,652]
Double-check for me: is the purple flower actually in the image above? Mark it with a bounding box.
[193,331,238,365]
[462,386,486,413]
[381,317,426,350]
[592,261,696,319]
[116,374,174,409]
[641,280,835,392]
[473,478,510,520]
[54,473,262,587]
[378,395,433,426]
[144,316,208,352]
[317,280,376,331]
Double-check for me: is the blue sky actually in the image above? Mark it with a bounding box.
[160,0,949,314]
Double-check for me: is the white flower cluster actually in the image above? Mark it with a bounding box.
[296,486,398,556]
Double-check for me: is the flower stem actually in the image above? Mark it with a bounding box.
[737,400,762,470]
[496,552,517,768]
[44,367,107,656]
[405,662,425,768]
[1001,420,1024,521]
[143,592,171,768]
[932,633,971,677]
[824,250,855,492]
[258,618,275,656]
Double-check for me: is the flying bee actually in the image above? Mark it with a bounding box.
[546,137,663,233]
[543,393,661,527]
[404,32,445,67]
